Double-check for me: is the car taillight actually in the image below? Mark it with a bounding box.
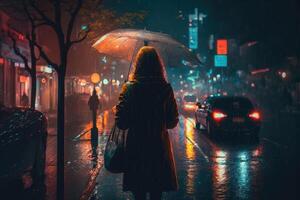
[249,111,260,120]
[212,111,227,121]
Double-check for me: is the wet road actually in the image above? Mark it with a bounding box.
[91,113,300,200]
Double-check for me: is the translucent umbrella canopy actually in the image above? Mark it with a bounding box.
[92,29,201,68]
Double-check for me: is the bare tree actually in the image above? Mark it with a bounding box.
[22,1,89,199]
[8,0,41,109]
[4,1,144,199]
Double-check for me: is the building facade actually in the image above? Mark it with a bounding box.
[0,10,57,111]
[0,10,30,107]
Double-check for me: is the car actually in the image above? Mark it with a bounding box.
[0,105,47,187]
[195,96,261,140]
[181,94,198,113]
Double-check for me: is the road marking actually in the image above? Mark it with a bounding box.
[185,135,210,163]
[80,159,104,200]
[182,116,210,163]
[73,128,91,141]
[186,117,196,127]
[262,137,288,149]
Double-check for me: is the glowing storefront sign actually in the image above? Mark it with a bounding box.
[217,39,228,55]
[188,8,198,50]
[214,55,227,67]
[189,27,198,49]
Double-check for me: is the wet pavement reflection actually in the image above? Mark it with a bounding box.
[2,110,298,200]
[92,113,300,200]
[0,110,114,200]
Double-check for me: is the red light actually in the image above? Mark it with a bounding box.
[217,39,228,55]
[249,111,260,120]
[18,34,25,40]
[212,111,227,121]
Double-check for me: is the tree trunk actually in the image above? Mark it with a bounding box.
[57,72,65,200]
[30,72,36,109]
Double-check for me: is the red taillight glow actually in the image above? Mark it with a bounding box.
[212,111,227,121]
[249,111,260,120]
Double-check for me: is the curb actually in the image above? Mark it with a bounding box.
[80,159,104,200]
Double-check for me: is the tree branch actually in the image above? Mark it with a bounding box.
[9,34,32,73]
[29,0,56,29]
[34,42,59,71]
[69,29,90,47]
[66,0,83,45]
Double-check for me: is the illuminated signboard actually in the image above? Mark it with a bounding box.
[214,55,227,67]
[188,8,198,50]
[19,75,28,83]
[189,27,198,49]
[217,39,228,55]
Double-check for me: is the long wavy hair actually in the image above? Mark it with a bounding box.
[129,46,167,82]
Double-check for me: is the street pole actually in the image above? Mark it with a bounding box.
[91,85,98,147]
[89,73,101,148]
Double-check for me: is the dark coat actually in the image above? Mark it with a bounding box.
[115,78,179,192]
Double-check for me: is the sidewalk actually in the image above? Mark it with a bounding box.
[45,110,114,200]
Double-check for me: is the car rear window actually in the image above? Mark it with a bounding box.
[211,97,254,110]
[183,95,197,102]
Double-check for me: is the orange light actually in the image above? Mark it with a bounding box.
[91,73,100,84]
[41,78,47,84]
[249,111,260,120]
[184,103,197,111]
[0,58,4,64]
[19,75,28,83]
[212,111,227,121]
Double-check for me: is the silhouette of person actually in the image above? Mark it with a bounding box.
[21,92,29,107]
[88,90,100,129]
[115,46,179,200]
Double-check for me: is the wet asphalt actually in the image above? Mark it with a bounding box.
[1,110,299,200]
[90,112,300,200]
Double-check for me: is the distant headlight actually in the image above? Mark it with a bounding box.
[184,104,197,111]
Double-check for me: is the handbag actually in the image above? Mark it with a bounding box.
[104,124,127,173]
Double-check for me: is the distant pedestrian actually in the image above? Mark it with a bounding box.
[115,46,179,200]
[21,92,29,107]
[88,90,100,128]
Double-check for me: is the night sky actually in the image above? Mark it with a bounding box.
[104,0,300,57]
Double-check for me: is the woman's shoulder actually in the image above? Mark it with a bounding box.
[121,81,137,94]
[123,81,137,89]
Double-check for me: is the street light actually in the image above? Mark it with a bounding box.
[91,73,100,84]
[281,72,287,79]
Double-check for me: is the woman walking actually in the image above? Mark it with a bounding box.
[115,46,179,200]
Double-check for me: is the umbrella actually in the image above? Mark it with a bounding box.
[92,29,201,68]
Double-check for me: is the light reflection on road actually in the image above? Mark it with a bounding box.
[183,117,197,195]
[184,118,196,160]
[80,110,111,140]
[210,143,262,199]
[212,149,228,200]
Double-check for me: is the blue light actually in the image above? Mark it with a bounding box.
[103,79,109,85]
[189,27,198,49]
[214,55,227,67]
[81,25,88,31]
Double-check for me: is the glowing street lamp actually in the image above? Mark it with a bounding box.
[91,73,101,84]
